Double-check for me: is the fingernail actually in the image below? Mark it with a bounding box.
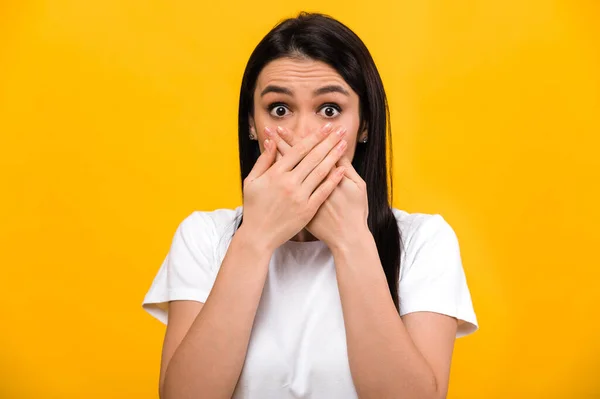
[336,127,347,137]
[265,126,273,137]
[276,126,285,135]
[321,122,333,132]
[337,140,347,150]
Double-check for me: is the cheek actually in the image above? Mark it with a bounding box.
[253,113,271,143]
[342,140,358,162]
[253,114,275,155]
[252,107,360,152]
[339,113,360,160]
[339,113,360,141]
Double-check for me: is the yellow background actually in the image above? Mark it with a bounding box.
[1,1,599,398]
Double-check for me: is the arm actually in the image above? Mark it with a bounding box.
[331,229,458,399]
[155,125,348,398]
[264,124,466,398]
[160,225,273,399]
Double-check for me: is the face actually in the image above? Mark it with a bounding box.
[250,57,366,162]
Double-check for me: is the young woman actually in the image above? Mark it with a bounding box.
[143,12,478,399]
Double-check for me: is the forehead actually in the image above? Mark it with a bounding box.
[256,57,351,92]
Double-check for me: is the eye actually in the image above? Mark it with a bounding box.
[318,103,341,118]
[268,103,290,118]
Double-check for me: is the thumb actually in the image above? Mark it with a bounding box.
[246,139,276,183]
[337,156,352,168]
[336,156,362,184]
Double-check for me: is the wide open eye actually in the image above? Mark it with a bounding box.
[268,103,290,118]
[318,104,341,118]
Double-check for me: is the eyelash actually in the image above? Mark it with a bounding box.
[267,102,342,119]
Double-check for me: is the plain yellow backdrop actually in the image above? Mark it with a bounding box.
[1,0,599,398]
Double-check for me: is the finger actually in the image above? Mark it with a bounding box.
[265,126,292,156]
[336,156,363,184]
[272,122,335,173]
[301,137,348,196]
[245,139,276,183]
[307,166,346,209]
[290,126,346,183]
[275,125,296,148]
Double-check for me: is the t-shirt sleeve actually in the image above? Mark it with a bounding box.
[141,211,219,325]
[398,214,479,338]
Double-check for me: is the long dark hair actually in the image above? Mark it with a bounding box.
[233,12,403,312]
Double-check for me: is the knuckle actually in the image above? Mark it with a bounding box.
[320,124,336,138]
[278,127,289,140]
[331,148,343,161]
[316,181,329,195]
[315,166,328,181]
[318,186,331,201]
[281,179,295,196]
[295,143,309,156]
[270,162,283,174]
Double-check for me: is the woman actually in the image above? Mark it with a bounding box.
[143,12,478,399]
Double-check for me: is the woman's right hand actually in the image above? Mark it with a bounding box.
[241,123,348,252]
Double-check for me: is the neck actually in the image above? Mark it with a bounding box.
[290,228,318,242]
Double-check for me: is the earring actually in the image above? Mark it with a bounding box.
[249,128,257,140]
[361,136,368,143]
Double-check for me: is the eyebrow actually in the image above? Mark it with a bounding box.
[260,85,293,97]
[260,84,350,97]
[314,85,350,96]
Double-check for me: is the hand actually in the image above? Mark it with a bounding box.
[241,123,349,252]
[268,125,369,250]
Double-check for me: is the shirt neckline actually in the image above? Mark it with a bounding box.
[279,238,328,250]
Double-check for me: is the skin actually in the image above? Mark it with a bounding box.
[158,56,459,399]
[263,131,458,397]
[249,56,367,242]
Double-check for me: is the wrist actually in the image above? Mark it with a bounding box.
[329,223,373,256]
[235,225,277,256]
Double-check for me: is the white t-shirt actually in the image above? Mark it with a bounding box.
[142,205,478,398]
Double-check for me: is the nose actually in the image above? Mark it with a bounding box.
[293,116,321,141]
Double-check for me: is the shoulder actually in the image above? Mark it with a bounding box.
[141,206,243,322]
[177,205,243,236]
[173,205,243,256]
[391,208,456,249]
[391,208,478,336]
[391,208,460,272]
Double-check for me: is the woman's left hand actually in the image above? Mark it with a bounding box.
[268,125,369,250]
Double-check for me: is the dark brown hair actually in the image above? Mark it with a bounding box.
[234,12,403,311]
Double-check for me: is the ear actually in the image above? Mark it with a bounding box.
[248,115,259,141]
[248,115,256,133]
[358,123,368,142]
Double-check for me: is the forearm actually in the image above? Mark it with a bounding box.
[163,226,273,399]
[331,231,438,399]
